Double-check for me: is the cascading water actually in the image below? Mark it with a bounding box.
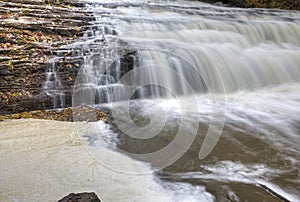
[42,58,65,108]
[73,0,300,201]
[74,1,300,105]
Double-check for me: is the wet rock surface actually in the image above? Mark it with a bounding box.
[0,0,93,114]
[0,0,136,115]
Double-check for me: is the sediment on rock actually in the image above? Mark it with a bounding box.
[0,106,108,122]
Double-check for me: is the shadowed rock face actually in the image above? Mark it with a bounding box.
[195,0,245,7]
[58,192,101,202]
[194,0,300,10]
[244,0,300,10]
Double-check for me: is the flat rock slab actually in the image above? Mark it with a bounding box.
[0,119,170,202]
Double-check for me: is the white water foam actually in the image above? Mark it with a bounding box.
[170,161,300,202]
[142,83,300,153]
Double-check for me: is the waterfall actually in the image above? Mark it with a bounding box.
[123,18,300,94]
[73,0,300,106]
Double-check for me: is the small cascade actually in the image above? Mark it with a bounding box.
[73,15,135,106]
[41,59,65,108]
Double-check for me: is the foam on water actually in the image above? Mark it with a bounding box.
[149,83,300,151]
[168,161,300,202]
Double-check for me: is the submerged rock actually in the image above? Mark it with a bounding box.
[58,192,101,202]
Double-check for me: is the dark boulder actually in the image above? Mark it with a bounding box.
[58,192,101,202]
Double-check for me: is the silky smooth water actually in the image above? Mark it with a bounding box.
[53,0,300,201]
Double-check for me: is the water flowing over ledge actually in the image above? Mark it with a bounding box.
[74,0,300,105]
